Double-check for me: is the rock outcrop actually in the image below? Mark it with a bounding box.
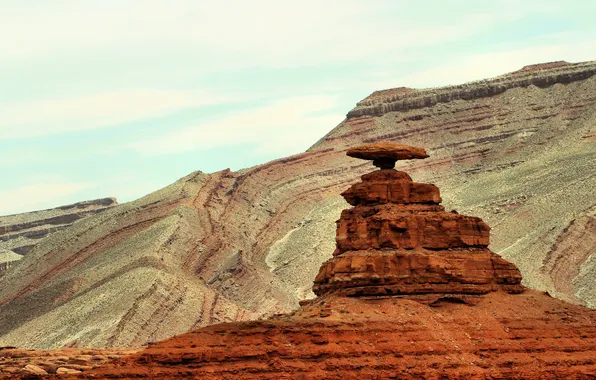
[313,143,523,301]
[346,60,596,118]
[0,61,594,349]
[86,291,596,379]
[0,347,138,377]
[541,206,596,306]
[3,143,593,379]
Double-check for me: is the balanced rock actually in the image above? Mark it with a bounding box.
[347,142,429,169]
[314,143,523,303]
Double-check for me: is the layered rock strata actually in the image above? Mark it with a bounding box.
[3,144,592,379]
[84,291,596,380]
[0,198,117,263]
[346,61,596,118]
[0,61,594,349]
[313,143,523,302]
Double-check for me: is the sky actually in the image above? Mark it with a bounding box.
[1,0,595,215]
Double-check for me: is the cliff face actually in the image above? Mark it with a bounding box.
[0,199,117,270]
[344,61,596,119]
[0,61,594,349]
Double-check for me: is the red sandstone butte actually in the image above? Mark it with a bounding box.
[1,143,595,379]
[313,143,523,302]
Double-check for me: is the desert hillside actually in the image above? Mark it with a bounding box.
[0,199,117,271]
[0,60,594,348]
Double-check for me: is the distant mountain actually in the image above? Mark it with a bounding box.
[0,61,594,348]
[0,198,117,270]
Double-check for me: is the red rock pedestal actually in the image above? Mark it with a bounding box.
[313,143,523,303]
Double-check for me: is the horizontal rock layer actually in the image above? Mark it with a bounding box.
[57,291,596,379]
[335,207,490,252]
[346,141,429,161]
[348,61,596,118]
[313,249,523,299]
[342,170,442,205]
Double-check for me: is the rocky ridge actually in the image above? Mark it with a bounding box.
[0,61,594,349]
[346,60,595,118]
[86,291,596,379]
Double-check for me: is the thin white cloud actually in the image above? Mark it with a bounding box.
[0,0,566,69]
[0,89,228,140]
[0,183,92,215]
[131,94,341,156]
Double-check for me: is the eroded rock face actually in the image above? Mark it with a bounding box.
[346,60,596,118]
[347,142,429,169]
[313,144,523,301]
[4,293,594,379]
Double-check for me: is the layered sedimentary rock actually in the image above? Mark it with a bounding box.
[541,206,596,306]
[4,293,596,379]
[313,143,523,301]
[4,144,593,379]
[346,60,596,118]
[0,198,117,262]
[0,61,594,349]
[311,60,596,307]
[83,291,596,379]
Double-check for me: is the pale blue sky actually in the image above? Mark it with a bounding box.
[1,0,595,215]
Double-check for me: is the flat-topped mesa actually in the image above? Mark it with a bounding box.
[313,142,524,304]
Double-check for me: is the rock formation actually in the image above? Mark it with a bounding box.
[0,61,594,349]
[313,142,523,302]
[345,60,596,119]
[0,347,138,377]
[3,143,593,379]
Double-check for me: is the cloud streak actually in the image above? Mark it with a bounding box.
[131,94,342,156]
[0,89,228,140]
[1,0,565,68]
[0,183,93,215]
